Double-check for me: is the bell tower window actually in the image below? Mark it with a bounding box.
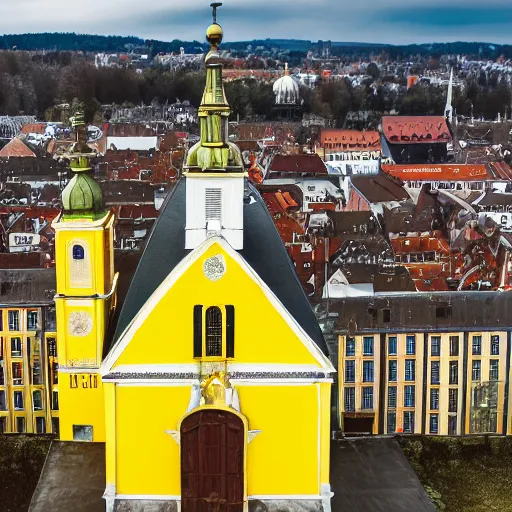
[206,307,222,357]
[72,245,85,260]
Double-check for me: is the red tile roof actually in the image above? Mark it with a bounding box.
[268,154,327,176]
[382,116,451,144]
[20,123,46,135]
[321,130,381,151]
[382,164,503,181]
[0,138,36,158]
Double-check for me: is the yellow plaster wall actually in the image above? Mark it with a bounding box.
[115,385,191,495]
[58,373,105,441]
[238,384,320,496]
[113,243,323,369]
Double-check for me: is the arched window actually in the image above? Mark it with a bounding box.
[72,244,85,260]
[205,306,222,357]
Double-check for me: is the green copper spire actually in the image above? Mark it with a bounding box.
[185,3,243,171]
[61,111,104,218]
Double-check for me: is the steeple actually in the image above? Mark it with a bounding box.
[185,2,243,171]
[445,68,454,124]
[61,111,104,218]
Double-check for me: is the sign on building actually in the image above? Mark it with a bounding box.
[8,233,41,252]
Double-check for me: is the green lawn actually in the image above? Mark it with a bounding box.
[0,435,52,512]
[400,436,512,512]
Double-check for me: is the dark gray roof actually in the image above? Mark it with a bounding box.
[28,442,105,512]
[331,438,436,512]
[113,178,328,355]
[0,268,55,305]
[313,291,512,336]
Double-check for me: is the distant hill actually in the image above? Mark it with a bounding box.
[0,33,510,59]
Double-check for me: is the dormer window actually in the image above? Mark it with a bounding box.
[193,305,235,359]
[72,245,85,260]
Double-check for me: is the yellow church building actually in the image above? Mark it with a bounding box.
[51,6,335,512]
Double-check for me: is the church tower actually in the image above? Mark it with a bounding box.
[184,5,245,250]
[53,111,117,442]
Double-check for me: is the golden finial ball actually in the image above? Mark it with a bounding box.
[206,23,223,46]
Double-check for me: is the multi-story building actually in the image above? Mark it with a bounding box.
[315,291,512,436]
[0,268,58,434]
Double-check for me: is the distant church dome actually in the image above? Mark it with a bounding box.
[273,64,300,105]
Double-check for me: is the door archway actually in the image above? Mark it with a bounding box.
[181,409,245,512]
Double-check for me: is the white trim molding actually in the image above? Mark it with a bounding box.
[101,236,335,375]
[115,379,198,386]
[115,494,181,501]
[231,379,333,386]
[247,495,324,500]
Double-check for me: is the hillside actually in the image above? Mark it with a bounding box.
[0,33,511,59]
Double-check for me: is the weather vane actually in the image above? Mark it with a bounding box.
[211,2,222,24]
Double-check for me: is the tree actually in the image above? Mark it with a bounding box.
[367,62,380,81]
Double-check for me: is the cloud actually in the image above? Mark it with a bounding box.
[0,0,510,44]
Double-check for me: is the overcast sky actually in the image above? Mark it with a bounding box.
[1,0,511,45]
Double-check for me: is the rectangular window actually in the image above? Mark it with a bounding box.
[448,415,457,435]
[12,362,23,385]
[388,336,397,356]
[472,335,482,355]
[491,335,500,356]
[27,311,39,331]
[388,360,397,382]
[404,385,415,407]
[52,390,59,411]
[11,337,22,358]
[345,360,356,383]
[33,390,43,411]
[406,335,416,355]
[362,387,373,410]
[0,391,6,410]
[403,411,415,433]
[387,412,396,433]
[489,360,499,381]
[47,337,57,357]
[431,336,441,357]
[14,391,23,410]
[388,386,397,409]
[16,416,25,433]
[363,361,374,382]
[430,414,439,434]
[45,307,57,331]
[52,418,60,436]
[0,417,5,434]
[35,417,45,434]
[449,336,459,356]
[32,359,42,385]
[449,389,458,413]
[405,359,415,381]
[52,362,58,384]
[430,388,439,410]
[73,425,93,442]
[344,387,355,412]
[472,360,481,381]
[431,361,440,385]
[0,338,3,360]
[0,365,3,386]
[382,309,391,323]
[346,337,355,357]
[363,337,374,356]
[8,311,19,331]
[449,361,458,385]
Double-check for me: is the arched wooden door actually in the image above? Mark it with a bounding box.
[181,409,245,512]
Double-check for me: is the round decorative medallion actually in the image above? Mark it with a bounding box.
[203,254,226,281]
[68,311,93,337]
